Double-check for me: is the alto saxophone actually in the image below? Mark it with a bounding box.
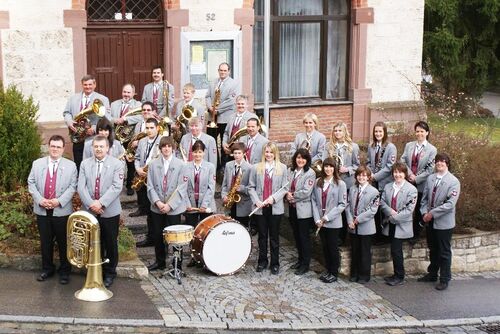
[207,87,220,128]
[223,171,242,209]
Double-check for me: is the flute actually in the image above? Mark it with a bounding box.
[249,181,289,217]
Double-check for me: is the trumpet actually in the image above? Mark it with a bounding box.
[70,99,106,144]
[115,107,143,143]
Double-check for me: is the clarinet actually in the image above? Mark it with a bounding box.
[381,197,416,228]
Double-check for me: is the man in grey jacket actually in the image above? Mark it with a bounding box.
[28,135,77,284]
[419,153,461,291]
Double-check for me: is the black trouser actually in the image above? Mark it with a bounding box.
[255,207,282,267]
[122,140,135,189]
[151,212,181,266]
[73,141,84,172]
[137,185,153,241]
[389,224,405,279]
[350,233,373,280]
[37,214,71,275]
[184,212,212,228]
[99,215,120,279]
[412,192,423,239]
[289,206,313,268]
[320,227,341,275]
[426,221,453,283]
[207,123,227,170]
[230,205,249,228]
[339,188,350,245]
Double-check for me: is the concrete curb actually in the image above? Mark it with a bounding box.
[1,314,498,330]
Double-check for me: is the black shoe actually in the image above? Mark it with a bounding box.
[435,282,448,291]
[59,275,70,285]
[386,277,404,286]
[256,264,267,272]
[126,188,134,196]
[349,276,359,282]
[294,266,309,276]
[270,266,280,275]
[323,274,338,283]
[129,210,146,217]
[358,278,370,284]
[383,275,396,282]
[417,274,438,282]
[319,271,329,281]
[290,262,301,270]
[36,272,54,282]
[104,277,114,288]
[147,262,166,271]
[136,239,154,247]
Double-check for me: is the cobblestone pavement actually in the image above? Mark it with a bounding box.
[0,321,499,333]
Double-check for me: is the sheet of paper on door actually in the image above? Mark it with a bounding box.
[192,45,204,64]
[190,62,206,75]
[207,50,228,83]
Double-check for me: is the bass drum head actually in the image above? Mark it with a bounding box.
[202,221,251,276]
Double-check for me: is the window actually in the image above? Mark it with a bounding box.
[87,0,163,24]
[253,0,349,103]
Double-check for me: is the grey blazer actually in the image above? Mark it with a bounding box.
[239,133,269,165]
[183,161,217,213]
[221,160,252,217]
[178,132,217,168]
[366,142,397,191]
[311,179,347,228]
[222,111,254,145]
[83,140,125,161]
[78,156,124,218]
[134,135,161,169]
[27,157,77,217]
[291,130,327,163]
[346,184,380,235]
[147,156,187,215]
[322,142,360,190]
[205,77,240,124]
[107,98,142,125]
[420,172,461,230]
[400,141,437,192]
[380,181,418,239]
[248,163,289,215]
[286,168,316,219]
[63,91,110,129]
[141,81,175,117]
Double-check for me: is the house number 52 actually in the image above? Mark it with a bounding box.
[206,13,215,21]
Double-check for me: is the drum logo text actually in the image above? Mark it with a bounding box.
[222,230,235,236]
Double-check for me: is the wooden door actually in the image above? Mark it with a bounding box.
[87,29,164,102]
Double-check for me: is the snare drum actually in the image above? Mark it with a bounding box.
[163,225,194,246]
[192,214,251,276]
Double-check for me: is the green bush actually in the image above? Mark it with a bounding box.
[0,84,42,191]
[118,225,136,261]
[0,187,37,241]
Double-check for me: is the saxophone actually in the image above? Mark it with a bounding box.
[67,211,112,301]
[131,149,160,191]
[207,87,220,129]
[223,171,242,209]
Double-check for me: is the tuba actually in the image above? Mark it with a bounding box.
[115,107,143,143]
[207,88,221,129]
[67,211,113,302]
[70,99,106,144]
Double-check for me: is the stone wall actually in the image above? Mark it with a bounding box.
[365,0,424,104]
[338,230,500,276]
[0,0,74,123]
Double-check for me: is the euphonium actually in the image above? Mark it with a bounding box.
[67,210,113,302]
[121,132,147,161]
[223,171,242,209]
[70,99,106,144]
[115,107,143,143]
[207,88,221,128]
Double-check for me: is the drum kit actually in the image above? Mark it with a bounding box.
[162,214,252,284]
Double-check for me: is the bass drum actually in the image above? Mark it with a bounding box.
[192,214,251,276]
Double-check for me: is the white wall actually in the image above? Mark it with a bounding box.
[366,0,424,103]
[1,0,74,122]
[180,0,242,32]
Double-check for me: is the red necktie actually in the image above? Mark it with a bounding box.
[263,169,272,200]
[194,167,200,206]
[94,161,102,200]
[321,184,329,214]
[354,188,361,216]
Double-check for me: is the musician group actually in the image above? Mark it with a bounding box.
[27,63,460,291]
